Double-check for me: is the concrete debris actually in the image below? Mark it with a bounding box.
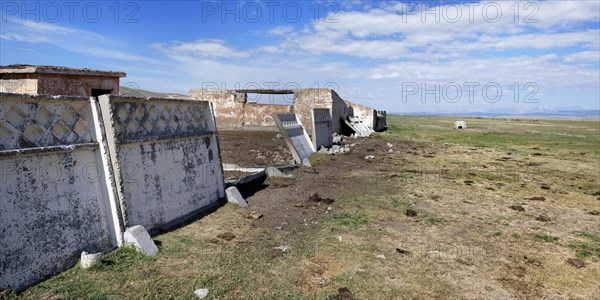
[275,133,283,139]
[388,149,394,154]
[194,288,209,299]
[327,206,333,211]
[123,225,159,256]
[273,245,289,252]
[226,186,248,207]
[80,251,102,269]
[387,143,394,148]
[337,236,343,242]
[318,145,351,155]
[265,166,293,178]
[276,226,284,230]
[364,155,375,161]
[332,133,343,144]
[376,254,386,260]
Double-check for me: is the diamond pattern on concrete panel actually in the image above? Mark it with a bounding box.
[111,101,209,143]
[0,102,93,150]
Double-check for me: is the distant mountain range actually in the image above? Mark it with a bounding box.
[397,105,600,118]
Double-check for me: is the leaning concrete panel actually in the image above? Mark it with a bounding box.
[311,108,333,149]
[345,116,373,137]
[0,93,121,290]
[272,113,315,164]
[99,95,225,231]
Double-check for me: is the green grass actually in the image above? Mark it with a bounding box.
[530,234,560,243]
[383,115,600,155]
[569,231,600,259]
[426,217,445,225]
[333,212,369,227]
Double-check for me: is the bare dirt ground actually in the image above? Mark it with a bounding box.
[14,116,600,299]
[218,130,293,167]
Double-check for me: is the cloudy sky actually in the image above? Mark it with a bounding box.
[1,1,598,113]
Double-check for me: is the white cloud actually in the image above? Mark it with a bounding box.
[3,19,155,63]
[268,25,294,36]
[564,51,600,62]
[0,33,48,43]
[153,39,249,59]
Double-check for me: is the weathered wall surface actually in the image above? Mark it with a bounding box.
[0,74,37,94]
[243,103,293,127]
[0,93,122,290]
[190,89,245,129]
[190,89,291,129]
[99,96,225,231]
[0,74,120,96]
[293,89,334,135]
[1,93,225,290]
[332,93,353,134]
[37,74,120,96]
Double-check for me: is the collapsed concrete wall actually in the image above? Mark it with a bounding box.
[99,95,225,231]
[0,93,224,290]
[190,87,384,134]
[190,88,293,129]
[349,103,386,132]
[0,93,122,290]
[293,88,352,135]
[189,89,245,129]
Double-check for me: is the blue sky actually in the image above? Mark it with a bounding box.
[1,0,599,113]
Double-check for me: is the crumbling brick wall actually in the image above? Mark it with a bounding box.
[0,73,120,96]
[294,88,351,134]
[37,74,120,96]
[190,89,246,129]
[243,103,293,127]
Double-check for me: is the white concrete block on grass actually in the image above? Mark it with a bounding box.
[80,251,102,269]
[226,186,248,207]
[194,288,209,299]
[123,225,159,256]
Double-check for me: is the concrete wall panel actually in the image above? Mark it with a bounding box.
[99,96,225,231]
[0,93,121,290]
[311,108,332,149]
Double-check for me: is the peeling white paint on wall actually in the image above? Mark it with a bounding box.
[0,93,225,291]
[0,93,119,290]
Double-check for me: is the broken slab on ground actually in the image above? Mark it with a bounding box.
[226,186,248,207]
[345,116,373,137]
[123,225,159,256]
